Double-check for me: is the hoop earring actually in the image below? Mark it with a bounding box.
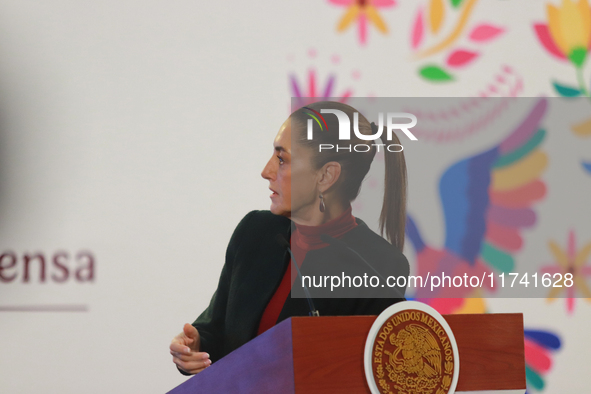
[319,193,326,213]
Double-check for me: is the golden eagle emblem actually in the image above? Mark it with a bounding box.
[386,323,442,379]
[370,309,455,394]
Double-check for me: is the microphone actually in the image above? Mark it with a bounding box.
[276,234,320,317]
[319,233,405,299]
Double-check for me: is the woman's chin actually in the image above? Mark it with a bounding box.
[269,204,290,217]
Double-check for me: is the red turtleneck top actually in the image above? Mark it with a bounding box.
[256,206,357,335]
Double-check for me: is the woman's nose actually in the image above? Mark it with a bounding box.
[261,158,275,180]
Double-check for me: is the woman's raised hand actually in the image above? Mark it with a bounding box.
[170,323,212,374]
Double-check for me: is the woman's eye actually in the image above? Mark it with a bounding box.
[277,156,284,164]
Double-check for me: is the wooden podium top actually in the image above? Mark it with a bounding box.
[168,313,525,394]
[292,314,525,393]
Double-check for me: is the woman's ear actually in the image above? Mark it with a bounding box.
[318,161,342,193]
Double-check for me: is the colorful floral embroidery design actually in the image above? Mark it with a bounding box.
[288,50,355,108]
[329,0,396,46]
[533,0,591,97]
[405,99,549,313]
[401,67,523,143]
[410,0,505,82]
[524,329,562,393]
[541,230,591,314]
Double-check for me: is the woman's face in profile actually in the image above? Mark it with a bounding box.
[261,118,319,219]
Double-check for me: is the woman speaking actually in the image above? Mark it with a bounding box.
[169,101,410,375]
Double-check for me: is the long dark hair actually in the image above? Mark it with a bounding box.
[290,101,407,251]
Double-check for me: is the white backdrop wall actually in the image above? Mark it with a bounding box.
[0,1,589,393]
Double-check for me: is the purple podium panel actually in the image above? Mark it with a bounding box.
[167,318,295,394]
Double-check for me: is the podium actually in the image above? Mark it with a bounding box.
[167,314,525,393]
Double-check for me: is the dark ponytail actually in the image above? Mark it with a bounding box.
[291,101,407,251]
[379,130,407,251]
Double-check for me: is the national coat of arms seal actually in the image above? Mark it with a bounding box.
[364,301,460,394]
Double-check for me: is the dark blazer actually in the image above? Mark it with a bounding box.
[190,210,409,364]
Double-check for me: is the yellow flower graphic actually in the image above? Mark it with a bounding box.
[542,230,591,313]
[330,0,395,45]
[534,0,591,96]
[546,0,591,67]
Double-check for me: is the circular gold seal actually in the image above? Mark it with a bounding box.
[364,301,459,394]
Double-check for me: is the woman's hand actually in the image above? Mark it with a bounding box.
[170,323,212,374]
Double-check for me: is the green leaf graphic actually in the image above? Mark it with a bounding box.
[568,47,587,68]
[419,65,454,82]
[552,81,581,97]
[451,0,464,8]
[525,366,545,391]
